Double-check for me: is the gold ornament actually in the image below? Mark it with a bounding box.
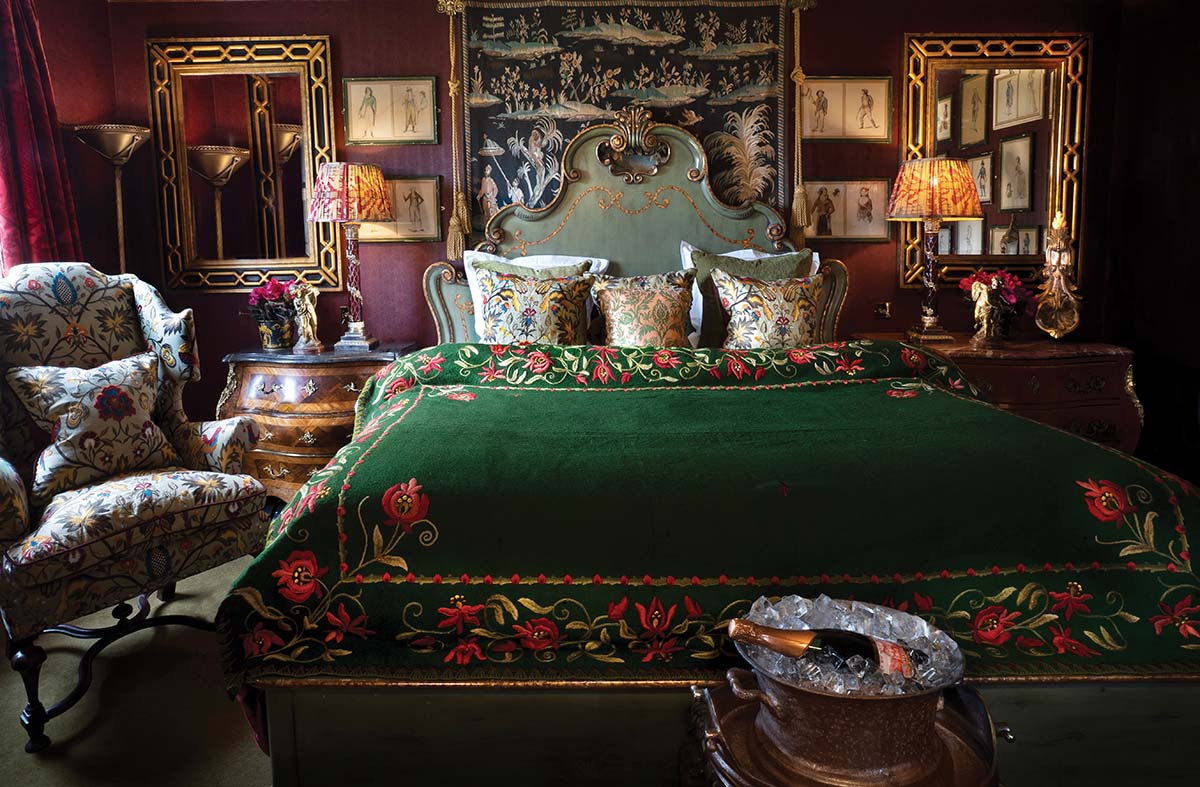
[1035,211,1082,339]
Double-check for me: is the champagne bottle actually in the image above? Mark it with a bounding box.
[728,619,924,678]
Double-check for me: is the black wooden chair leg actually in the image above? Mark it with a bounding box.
[157,582,176,601]
[10,640,51,753]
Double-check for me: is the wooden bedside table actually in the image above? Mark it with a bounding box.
[217,344,415,499]
[852,332,1144,453]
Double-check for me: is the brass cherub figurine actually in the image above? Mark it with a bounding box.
[291,278,323,354]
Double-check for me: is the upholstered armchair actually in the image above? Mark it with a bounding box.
[0,263,269,752]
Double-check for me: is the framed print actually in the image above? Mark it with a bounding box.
[803,179,891,240]
[937,226,952,255]
[958,73,988,148]
[967,153,992,204]
[801,77,892,142]
[953,219,983,255]
[360,176,442,242]
[998,133,1034,212]
[1017,226,1040,256]
[936,95,953,142]
[993,69,1044,131]
[989,225,1039,255]
[344,76,438,145]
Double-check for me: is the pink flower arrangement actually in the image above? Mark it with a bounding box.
[247,278,298,322]
[958,268,1037,315]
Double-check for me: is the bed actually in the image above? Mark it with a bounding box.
[217,112,1199,785]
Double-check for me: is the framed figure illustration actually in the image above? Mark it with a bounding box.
[993,69,1044,130]
[1017,226,1040,255]
[803,179,891,240]
[936,95,952,142]
[998,133,1034,212]
[954,219,983,255]
[360,176,442,242]
[800,77,892,142]
[989,226,1017,255]
[958,73,988,148]
[967,153,992,204]
[344,76,438,145]
[937,226,952,255]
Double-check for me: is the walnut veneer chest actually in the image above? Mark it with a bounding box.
[852,334,1144,454]
[218,345,414,500]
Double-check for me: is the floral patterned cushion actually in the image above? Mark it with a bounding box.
[711,268,826,350]
[5,353,180,505]
[688,249,814,347]
[0,457,28,542]
[477,269,593,345]
[591,270,695,347]
[3,467,264,588]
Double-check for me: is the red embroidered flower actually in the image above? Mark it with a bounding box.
[271,550,329,603]
[1076,479,1132,523]
[512,617,562,651]
[887,389,919,398]
[242,622,285,657]
[524,351,553,374]
[683,595,704,619]
[900,348,927,371]
[382,478,430,529]
[1049,582,1093,620]
[1017,635,1044,649]
[295,479,328,516]
[480,362,505,382]
[418,353,446,374]
[1149,595,1200,638]
[636,596,677,638]
[324,603,376,643]
[652,349,680,369]
[834,356,864,375]
[879,595,909,613]
[912,591,934,611]
[384,376,414,399]
[607,597,629,620]
[787,348,816,364]
[593,363,615,384]
[642,637,682,662]
[726,355,750,380]
[490,344,507,356]
[1049,624,1099,657]
[971,605,1021,646]
[446,391,476,401]
[437,595,485,634]
[94,385,135,421]
[444,638,486,665]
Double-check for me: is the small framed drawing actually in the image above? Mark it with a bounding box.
[989,225,1039,255]
[958,72,988,148]
[954,219,984,255]
[800,77,892,142]
[1017,226,1040,256]
[803,179,891,241]
[344,76,438,145]
[360,176,442,243]
[993,69,1044,131]
[935,95,953,142]
[937,226,952,255]
[967,153,992,204]
[998,133,1034,212]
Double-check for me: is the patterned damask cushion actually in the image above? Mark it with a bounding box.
[5,353,180,505]
[711,268,826,350]
[4,467,264,588]
[687,249,815,347]
[591,270,695,347]
[477,269,593,345]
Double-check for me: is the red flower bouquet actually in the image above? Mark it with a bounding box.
[958,269,1037,316]
[247,278,298,350]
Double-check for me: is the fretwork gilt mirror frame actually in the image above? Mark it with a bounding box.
[899,33,1090,287]
[147,36,341,291]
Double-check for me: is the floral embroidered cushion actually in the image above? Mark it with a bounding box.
[476,269,593,345]
[591,270,695,347]
[688,248,815,347]
[463,252,609,339]
[5,353,180,505]
[710,268,826,350]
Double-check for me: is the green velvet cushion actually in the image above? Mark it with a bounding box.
[689,248,814,347]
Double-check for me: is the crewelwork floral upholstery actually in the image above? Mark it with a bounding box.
[0,263,267,641]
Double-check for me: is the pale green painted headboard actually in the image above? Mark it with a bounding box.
[424,108,847,343]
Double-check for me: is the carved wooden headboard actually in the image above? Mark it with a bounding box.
[424,108,847,343]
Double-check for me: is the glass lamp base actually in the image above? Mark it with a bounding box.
[334,321,379,352]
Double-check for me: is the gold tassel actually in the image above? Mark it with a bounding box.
[446,213,466,261]
[791,185,808,232]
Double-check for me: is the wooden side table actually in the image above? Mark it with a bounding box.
[852,333,1144,453]
[218,344,415,500]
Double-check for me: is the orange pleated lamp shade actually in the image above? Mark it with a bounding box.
[308,162,394,223]
[886,158,982,222]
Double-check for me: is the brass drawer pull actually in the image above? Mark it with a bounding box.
[257,381,282,395]
[260,429,274,442]
[301,379,318,398]
[299,431,317,445]
[261,463,291,479]
[343,382,361,393]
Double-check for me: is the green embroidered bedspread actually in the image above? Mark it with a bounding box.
[218,340,1199,687]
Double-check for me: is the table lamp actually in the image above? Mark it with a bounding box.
[886,158,983,343]
[308,162,393,351]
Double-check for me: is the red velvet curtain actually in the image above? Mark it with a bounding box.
[0,0,81,271]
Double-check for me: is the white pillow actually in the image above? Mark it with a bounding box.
[463,251,611,340]
[679,241,820,347]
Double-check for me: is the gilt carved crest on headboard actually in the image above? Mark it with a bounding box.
[595,107,674,184]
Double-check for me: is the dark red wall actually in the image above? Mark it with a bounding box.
[33,1,1193,475]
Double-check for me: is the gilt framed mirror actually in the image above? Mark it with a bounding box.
[146,36,340,290]
[899,34,1090,288]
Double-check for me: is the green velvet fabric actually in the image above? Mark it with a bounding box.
[219,340,1200,687]
[689,248,814,347]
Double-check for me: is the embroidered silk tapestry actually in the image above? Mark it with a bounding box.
[463,1,789,229]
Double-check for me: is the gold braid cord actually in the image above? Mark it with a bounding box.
[439,0,469,260]
[790,6,808,244]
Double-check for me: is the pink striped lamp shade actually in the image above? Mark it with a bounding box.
[886,158,982,221]
[308,162,394,223]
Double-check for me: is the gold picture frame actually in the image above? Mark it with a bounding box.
[343,76,439,146]
[800,76,893,143]
[360,176,443,243]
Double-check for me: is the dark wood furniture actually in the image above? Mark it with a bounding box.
[218,345,414,499]
[853,333,1143,453]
